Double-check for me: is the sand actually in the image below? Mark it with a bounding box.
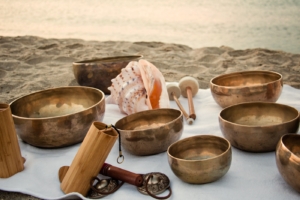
[0,35,300,199]
[1,35,300,105]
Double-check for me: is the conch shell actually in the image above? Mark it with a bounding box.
[107,59,170,115]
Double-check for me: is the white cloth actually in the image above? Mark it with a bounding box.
[1,85,300,200]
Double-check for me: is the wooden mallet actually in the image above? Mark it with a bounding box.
[178,77,199,120]
[167,83,194,125]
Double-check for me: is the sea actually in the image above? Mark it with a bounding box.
[0,0,299,53]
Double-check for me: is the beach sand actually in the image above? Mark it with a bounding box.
[0,35,300,199]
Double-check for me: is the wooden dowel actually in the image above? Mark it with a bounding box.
[172,93,194,125]
[172,93,189,119]
[186,87,196,120]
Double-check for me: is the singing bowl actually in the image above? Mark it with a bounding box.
[167,135,231,184]
[114,108,183,156]
[10,86,105,148]
[219,102,299,152]
[73,55,142,94]
[210,70,283,108]
[276,134,300,193]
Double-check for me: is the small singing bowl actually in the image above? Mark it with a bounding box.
[219,102,299,152]
[167,135,232,184]
[114,108,183,156]
[210,70,283,108]
[10,86,105,148]
[73,55,142,94]
[276,134,300,193]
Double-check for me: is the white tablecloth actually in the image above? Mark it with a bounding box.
[1,85,300,200]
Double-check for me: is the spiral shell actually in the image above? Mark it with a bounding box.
[108,59,169,115]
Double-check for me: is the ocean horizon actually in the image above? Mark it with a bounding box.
[0,0,299,53]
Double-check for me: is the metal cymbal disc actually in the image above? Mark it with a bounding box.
[88,179,119,199]
[137,172,170,195]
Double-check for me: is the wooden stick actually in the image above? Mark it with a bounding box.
[171,93,194,125]
[100,163,143,187]
[60,122,118,196]
[0,103,24,178]
[186,87,196,120]
[172,93,189,119]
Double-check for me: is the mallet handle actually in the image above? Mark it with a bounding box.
[186,87,196,120]
[101,163,143,187]
[172,93,189,119]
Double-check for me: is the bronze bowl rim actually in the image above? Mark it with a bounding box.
[276,134,300,192]
[9,86,105,120]
[210,70,283,88]
[115,108,183,132]
[72,55,143,65]
[219,102,300,128]
[278,134,300,158]
[167,134,231,162]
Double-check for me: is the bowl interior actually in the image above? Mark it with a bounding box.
[220,103,299,126]
[115,109,182,131]
[10,87,104,118]
[168,135,230,161]
[282,135,300,157]
[211,71,281,87]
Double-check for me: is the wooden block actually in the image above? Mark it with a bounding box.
[60,122,118,196]
[0,103,25,178]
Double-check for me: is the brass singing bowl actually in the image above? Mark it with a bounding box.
[115,108,183,156]
[276,134,300,193]
[167,135,231,184]
[219,102,299,152]
[10,86,105,148]
[73,55,142,94]
[210,70,283,108]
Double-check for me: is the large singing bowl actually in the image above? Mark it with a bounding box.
[73,55,142,94]
[219,102,299,152]
[10,86,105,148]
[167,135,232,184]
[276,134,300,193]
[210,70,283,108]
[115,108,183,156]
